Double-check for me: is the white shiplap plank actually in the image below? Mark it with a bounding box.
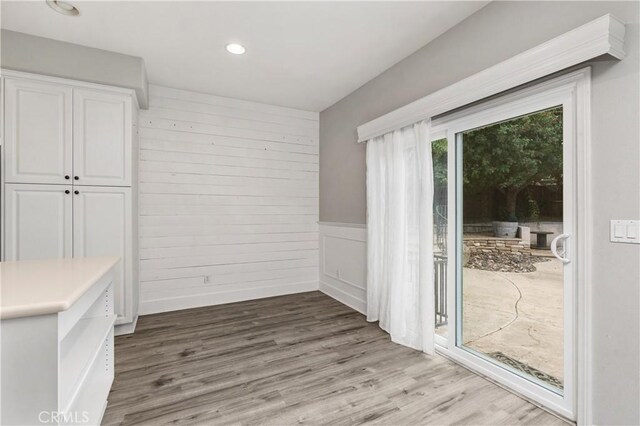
[140,257,318,282]
[141,204,317,216]
[140,214,317,226]
[140,232,318,249]
[139,85,319,313]
[140,116,316,145]
[140,183,317,197]
[139,172,318,190]
[141,266,319,293]
[141,223,318,237]
[142,106,318,138]
[140,193,318,207]
[139,127,319,154]
[140,160,317,181]
[140,240,318,260]
[148,96,319,130]
[141,249,317,270]
[140,149,318,172]
[140,138,318,163]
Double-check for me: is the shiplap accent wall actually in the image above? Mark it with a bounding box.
[319,222,367,314]
[138,85,319,314]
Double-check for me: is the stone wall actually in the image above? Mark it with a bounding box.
[464,236,531,255]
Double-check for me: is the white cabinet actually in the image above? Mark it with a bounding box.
[3,78,73,184]
[3,184,134,324]
[1,71,139,334]
[73,187,133,324]
[73,89,132,186]
[4,184,73,261]
[3,79,133,187]
[1,258,117,426]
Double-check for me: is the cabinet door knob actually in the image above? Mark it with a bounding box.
[65,190,70,194]
[74,176,79,180]
[65,175,70,180]
[74,190,79,195]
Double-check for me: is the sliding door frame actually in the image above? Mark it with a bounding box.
[430,68,592,423]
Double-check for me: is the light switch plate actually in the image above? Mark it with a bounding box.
[610,220,640,244]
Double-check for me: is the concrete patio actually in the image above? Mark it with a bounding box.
[463,259,564,384]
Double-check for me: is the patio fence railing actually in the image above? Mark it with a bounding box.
[434,254,448,328]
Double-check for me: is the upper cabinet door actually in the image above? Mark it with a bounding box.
[4,78,73,184]
[73,89,132,186]
[4,184,73,261]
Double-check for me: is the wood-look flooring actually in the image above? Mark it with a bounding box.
[102,291,567,425]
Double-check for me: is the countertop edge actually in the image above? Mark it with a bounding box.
[0,256,120,320]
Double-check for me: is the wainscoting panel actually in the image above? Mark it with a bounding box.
[319,222,367,314]
[138,85,319,314]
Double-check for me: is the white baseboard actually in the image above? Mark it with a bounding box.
[320,280,366,314]
[114,315,138,336]
[139,281,319,315]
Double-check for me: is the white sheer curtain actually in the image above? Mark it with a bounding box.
[366,120,435,354]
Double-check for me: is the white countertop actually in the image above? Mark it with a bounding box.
[0,256,119,320]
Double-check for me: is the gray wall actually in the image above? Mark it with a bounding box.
[1,30,148,108]
[319,1,639,424]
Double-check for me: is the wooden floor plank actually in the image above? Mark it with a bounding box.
[103,291,567,425]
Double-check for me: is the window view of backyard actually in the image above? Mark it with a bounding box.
[433,106,565,390]
[432,137,448,335]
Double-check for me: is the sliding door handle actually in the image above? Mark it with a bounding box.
[550,233,570,264]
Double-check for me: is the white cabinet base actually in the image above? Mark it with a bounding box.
[114,314,138,336]
[1,270,115,426]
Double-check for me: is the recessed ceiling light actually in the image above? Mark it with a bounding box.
[225,44,246,55]
[46,0,80,16]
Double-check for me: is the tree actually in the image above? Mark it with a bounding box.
[462,107,563,221]
[432,138,448,186]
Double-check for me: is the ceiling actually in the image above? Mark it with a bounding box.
[1,1,488,111]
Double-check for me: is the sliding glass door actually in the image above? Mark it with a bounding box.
[431,70,591,421]
[457,104,569,389]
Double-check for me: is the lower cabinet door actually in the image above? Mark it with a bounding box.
[73,186,132,324]
[4,184,73,261]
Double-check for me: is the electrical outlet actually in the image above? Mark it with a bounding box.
[203,275,211,284]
